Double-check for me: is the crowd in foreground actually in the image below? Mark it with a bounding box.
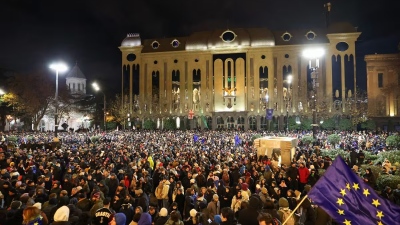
[0,129,399,225]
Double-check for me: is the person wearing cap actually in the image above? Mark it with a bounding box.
[90,192,104,220]
[206,194,220,221]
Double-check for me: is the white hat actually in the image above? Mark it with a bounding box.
[33,202,41,209]
[54,206,70,222]
[190,209,198,217]
[159,208,168,217]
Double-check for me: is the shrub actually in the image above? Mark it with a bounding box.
[321,149,349,160]
[374,150,400,165]
[302,135,315,145]
[327,134,341,146]
[376,175,400,190]
[90,136,101,143]
[251,134,262,143]
[163,118,176,130]
[7,135,18,142]
[364,151,379,162]
[385,135,400,149]
[143,119,157,130]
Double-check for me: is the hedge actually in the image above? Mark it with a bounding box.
[321,149,349,160]
[376,175,400,190]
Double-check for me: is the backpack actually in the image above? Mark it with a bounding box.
[279,209,295,225]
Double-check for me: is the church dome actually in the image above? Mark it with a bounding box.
[121,33,141,47]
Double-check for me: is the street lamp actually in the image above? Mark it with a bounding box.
[49,62,68,138]
[303,48,325,139]
[0,89,5,95]
[6,115,13,132]
[286,75,292,133]
[92,82,106,132]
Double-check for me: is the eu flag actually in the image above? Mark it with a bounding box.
[308,156,400,225]
[193,134,199,142]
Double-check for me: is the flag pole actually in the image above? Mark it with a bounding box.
[282,194,309,225]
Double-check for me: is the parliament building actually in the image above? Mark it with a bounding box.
[119,22,361,130]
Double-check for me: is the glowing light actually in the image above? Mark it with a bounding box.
[49,62,68,73]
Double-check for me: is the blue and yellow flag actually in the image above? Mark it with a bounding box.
[308,156,400,225]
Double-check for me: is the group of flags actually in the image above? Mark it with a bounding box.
[192,134,241,146]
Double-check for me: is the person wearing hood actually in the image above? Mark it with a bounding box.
[138,212,153,225]
[98,180,110,197]
[155,207,169,225]
[238,196,262,225]
[110,213,127,225]
[52,205,71,225]
[277,197,296,225]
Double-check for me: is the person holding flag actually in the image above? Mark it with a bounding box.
[303,156,400,225]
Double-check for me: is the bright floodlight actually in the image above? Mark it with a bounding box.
[0,89,4,95]
[49,62,68,72]
[92,82,100,91]
[303,48,325,59]
[287,75,292,83]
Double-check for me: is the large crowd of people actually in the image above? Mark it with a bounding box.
[0,130,398,225]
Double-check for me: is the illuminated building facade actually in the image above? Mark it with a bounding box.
[365,52,400,130]
[120,22,360,130]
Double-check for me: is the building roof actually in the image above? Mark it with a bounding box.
[66,65,86,79]
[121,33,142,47]
[122,23,359,52]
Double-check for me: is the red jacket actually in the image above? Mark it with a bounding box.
[298,167,310,184]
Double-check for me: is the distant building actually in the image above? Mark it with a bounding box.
[40,64,94,131]
[120,22,361,130]
[365,52,400,130]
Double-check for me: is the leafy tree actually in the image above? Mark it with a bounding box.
[327,134,341,146]
[108,94,130,125]
[360,120,376,130]
[163,118,176,130]
[288,117,301,130]
[339,118,352,130]
[300,117,312,130]
[4,71,69,130]
[320,117,336,130]
[143,119,156,130]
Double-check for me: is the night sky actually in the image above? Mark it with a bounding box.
[0,0,399,96]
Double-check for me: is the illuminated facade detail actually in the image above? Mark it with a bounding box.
[365,53,400,119]
[120,24,361,130]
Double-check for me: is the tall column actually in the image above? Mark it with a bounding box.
[341,55,346,112]
[326,54,333,112]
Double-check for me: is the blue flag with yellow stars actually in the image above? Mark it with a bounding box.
[308,156,400,225]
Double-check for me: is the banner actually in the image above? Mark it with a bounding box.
[266,108,274,120]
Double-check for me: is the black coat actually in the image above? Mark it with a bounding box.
[238,207,259,225]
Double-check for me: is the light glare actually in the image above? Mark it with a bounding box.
[303,48,325,59]
[49,62,68,72]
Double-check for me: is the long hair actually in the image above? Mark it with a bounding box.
[23,206,41,224]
